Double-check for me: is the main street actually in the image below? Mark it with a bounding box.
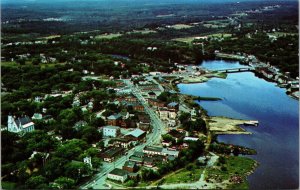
[81,79,165,189]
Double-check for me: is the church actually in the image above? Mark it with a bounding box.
[7,115,35,133]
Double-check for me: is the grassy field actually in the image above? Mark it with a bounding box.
[203,20,229,28]
[172,36,198,43]
[1,61,19,67]
[128,29,157,34]
[40,35,61,39]
[205,156,257,189]
[95,33,123,40]
[208,33,232,38]
[152,166,204,185]
[169,24,193,29]
[2,61,64,69]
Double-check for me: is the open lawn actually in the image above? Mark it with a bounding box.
[172,36,198,43]
[95,33,123,40]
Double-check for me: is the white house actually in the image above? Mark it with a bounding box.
[103,126,120,138]
[8,115,35,133]
[107,168,128,183]
[83,156,92,168]
[143,146,163,156]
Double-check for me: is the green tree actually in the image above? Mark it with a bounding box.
[25,175,47,189]
[54,177,76,189]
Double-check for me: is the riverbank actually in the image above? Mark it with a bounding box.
[208,116,257,135]
[176,72,227,84]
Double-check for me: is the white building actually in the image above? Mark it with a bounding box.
[7,115,35,133]
[103,126,120,138]
[107,168,128,183]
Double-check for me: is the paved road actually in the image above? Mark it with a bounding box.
[81,79,165,189]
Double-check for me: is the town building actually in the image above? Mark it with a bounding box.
[143,146,163,156]
[125,128,146,141]
[112,138,132,149]
[107,168,128,183]
[7,115,35,133]
[158,107,169,120]
[129,156,144,166]
[103,126,120,138]
[100,147,124,162]
[137,114,151,131]
[148,98,166,108]
[123,161,137,172]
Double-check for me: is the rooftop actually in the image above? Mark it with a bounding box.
[15,116,32,126]
[133,151,144,157]
[126,128,146,138]
[144,146,163,153]
[129,156,144,163]
[109,168,128,176]
[107,113,122,120]
[123,161,136,168]
[168,102,179,107]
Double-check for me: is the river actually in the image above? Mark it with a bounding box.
[177,60,299,189]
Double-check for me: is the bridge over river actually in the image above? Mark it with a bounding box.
[215,67,255,73]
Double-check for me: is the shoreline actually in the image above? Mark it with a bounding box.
[208,116,258,135]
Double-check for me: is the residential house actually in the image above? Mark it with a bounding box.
[103,126,120,138]
[31,113,43,120]
[107,114,122,126]
[8,115,35,133]
[100,147,124,162]
[123,161,137,172]
[107,168,128,183]
[125,128,146,141]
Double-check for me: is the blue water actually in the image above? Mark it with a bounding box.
[178,60,299,189]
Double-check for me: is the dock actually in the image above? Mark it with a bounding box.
[243,120,259,126]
